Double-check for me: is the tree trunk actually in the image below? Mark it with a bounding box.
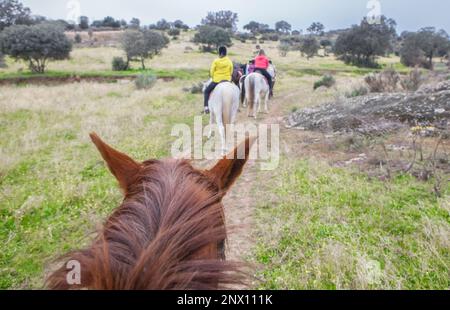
[428,52,434,70]
[141,58,146,70]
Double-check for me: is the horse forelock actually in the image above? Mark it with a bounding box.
[46,159,245,290]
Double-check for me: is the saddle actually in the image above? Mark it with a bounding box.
[207,80,231,100]
[254,69,270,86]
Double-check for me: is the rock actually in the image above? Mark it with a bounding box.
[286,88,450,135]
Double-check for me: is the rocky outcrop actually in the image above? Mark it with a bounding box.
[287,81,450,135]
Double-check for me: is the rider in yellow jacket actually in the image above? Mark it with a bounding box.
[203,46,233,114]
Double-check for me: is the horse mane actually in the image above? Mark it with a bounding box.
[46,159,246,290]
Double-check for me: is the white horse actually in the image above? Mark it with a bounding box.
[242,64,276,119]
[203,80,240,154]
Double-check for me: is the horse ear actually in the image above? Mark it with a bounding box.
[89,133,141,194]
[207,137,256,192]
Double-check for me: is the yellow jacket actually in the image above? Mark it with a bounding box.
[210,56,233,83]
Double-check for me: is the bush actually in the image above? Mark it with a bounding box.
[135,73,157,90]
[278,42,290,57]
[234,32,252,43]
[74,33,82,43]
[0,52,6,68]
[364,68,400,92]
[271,34,280,41]
[112,57,128,71]
[400,68,424,92]
[313,75,336,90]
[346,85,369,98]
[183,82,204,94]
[300,36,320,59]
[0,23,72,73]
[168,28,180,37]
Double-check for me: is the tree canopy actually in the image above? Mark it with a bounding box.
[0,23,72,73]
[307,22,325,36]
[334,16,397,67]
[275,20,292,34]
[193,25,232,52]
[201,11,238,32]
[121,29,169,69]
[400,27,450,69]
[0,0,32,31]
[244,21,269,34]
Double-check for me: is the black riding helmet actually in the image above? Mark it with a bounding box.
[218,46,227,57]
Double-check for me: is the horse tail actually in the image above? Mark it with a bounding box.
[247,75,255,111]
[239,76,246,105]
[46,183,246,290]
[222,84,234,132]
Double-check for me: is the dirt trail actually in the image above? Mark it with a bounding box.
[221,95,289,263]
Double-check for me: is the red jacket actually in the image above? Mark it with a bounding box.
[255,55,269,69]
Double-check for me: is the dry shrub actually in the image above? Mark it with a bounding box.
[400,68,424,92]
[364,68,400,93]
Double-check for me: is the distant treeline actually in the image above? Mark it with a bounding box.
[1,0,449,71]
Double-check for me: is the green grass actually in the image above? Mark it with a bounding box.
[0,81,206,288]
[254,159,450,290]
[0,68,208,82]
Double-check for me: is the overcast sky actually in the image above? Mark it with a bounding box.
[21,0,450,33]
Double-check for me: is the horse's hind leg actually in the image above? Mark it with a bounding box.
[255,96,260,119]
[218,123,227,155]
[247,100,253,118]
[208,112,215,139]
[264,91,270,113]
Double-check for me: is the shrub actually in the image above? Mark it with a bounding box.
[278,42,290,57]
[0,23,72,73]
[346,85,369,98]
[135,73,157,90]
[400,68,424,92]
[0,52,6,68]
[300,36,320,59]
[364,68,400,92]
[313,75,336,90]
[235,32,251,43]
[168,28,180,37]
[269,33,280,42]
[183,82,204,94]
[112,57,128,71]
[74,33,82,43]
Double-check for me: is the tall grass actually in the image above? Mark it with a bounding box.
[254,159,449,289]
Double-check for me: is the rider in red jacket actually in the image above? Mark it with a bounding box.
[254,50,273,97]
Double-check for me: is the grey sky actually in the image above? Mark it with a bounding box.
[21,0,450,33]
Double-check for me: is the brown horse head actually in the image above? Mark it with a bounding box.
[47,133,256,290]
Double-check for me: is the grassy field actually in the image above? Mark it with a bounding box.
[0,35,449,289]
[254,160,449,289]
